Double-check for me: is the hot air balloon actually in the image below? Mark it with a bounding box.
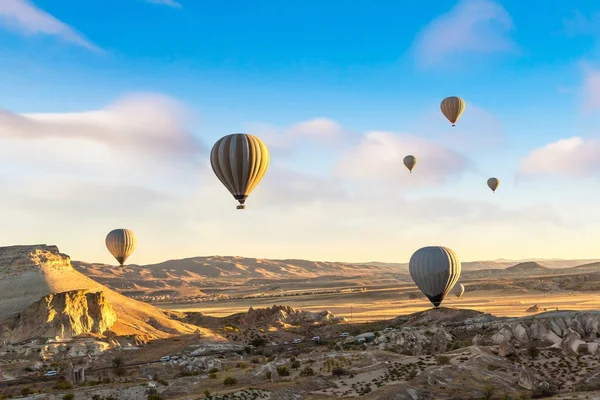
[440,96,466,127]
[403,155,417,173]
[452,283,465,298]
[409,246,461,308]
[487,177,499,193]
[105,229,137,267]
[210,133,270,210]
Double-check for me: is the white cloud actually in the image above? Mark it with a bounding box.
[518,137,600,178]
[334,131,471,185]
[411,0,516,68]
[0,92,202,162]
[247,117,347,151]
[146,0,182,8]
[0,0,99,51]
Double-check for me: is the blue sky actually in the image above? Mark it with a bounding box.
[1,0,600,264]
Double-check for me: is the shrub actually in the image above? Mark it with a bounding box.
[251,338,267,347]
[209,372,217,379]
[223,376,237,385]
[54,379,74,390]
[208,367,219,373]
[482,386,495,400]
[436,356,450,365]
[62,395,75,400]
[266,371,272,380]
[204,389,211,398]
[291,360,301,369]
[300,366,315,377]
[21,388,35,396]
[276,366,290,376]
[332,367,347,377]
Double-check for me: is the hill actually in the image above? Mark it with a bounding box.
[504,261,551,273]
[0,245,223,342]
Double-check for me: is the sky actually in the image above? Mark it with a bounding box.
[1,0,600,265]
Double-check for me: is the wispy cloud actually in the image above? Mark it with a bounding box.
[0,92,203,161]
[146,0,182,8]
[0,0,100,51]
[517,137,600,178]
[411,0,516,68]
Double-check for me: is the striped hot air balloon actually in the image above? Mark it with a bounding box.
[105,229,137,267]
[409,246,461,308]
[440,96,466,127]
[210,133,270,210]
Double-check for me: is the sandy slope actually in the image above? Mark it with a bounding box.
[0,245,222,340]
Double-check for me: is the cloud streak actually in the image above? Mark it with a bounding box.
[0,0,100,51]
[411,0,516,68]
[0,92,203,161]
[146,0,182,8]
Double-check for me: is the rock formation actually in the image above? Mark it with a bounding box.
[526,304,540,313]
[491,311,600,356]
[0,244,223,342]
[0,289,116,344]
[238,305,345,328]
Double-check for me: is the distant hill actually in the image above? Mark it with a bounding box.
[361,260,515,272]
[505,262,551,273]
[73,256,396,292]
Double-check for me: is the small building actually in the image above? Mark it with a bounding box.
[355,332,375,343]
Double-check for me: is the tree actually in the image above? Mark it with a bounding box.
[482,386,495,400]
[527,345,540,360]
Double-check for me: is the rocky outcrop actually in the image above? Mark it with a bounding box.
[526,304,540,313]
[238,305,345,328]
[491,311,600,356]
[0,244,223,342]
[374,327,453,355]
[518,366,536,389]
[0,290,116,344]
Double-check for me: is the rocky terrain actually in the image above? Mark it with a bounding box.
[0,245,222,343]
[2,304,600,399]
[0,289,117,344]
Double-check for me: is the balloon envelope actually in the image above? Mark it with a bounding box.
[105,229,137,266]
[452,283,465,298]
[487,177,499,192]
[210,133,270,209]
[403,155,417,173]
[409,246,461,308]
[440,96,466,127]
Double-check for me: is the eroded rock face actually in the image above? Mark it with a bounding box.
[518,366,536,389]
[491,311,600,356]
[0,290,116,344]
[239,305,345,328]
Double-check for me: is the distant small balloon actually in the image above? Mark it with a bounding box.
[440,96,466,127]
[105,229,137,267]
[452,283,465,298]
[403,155,417,173]
[487,177,500,193]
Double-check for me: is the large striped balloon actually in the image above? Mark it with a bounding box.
[210,133,270,210]
[440,96,466,127]
[105,229,137,266]
[409,246,461,308]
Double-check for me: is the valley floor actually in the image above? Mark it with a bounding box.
[158,288,598,322]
